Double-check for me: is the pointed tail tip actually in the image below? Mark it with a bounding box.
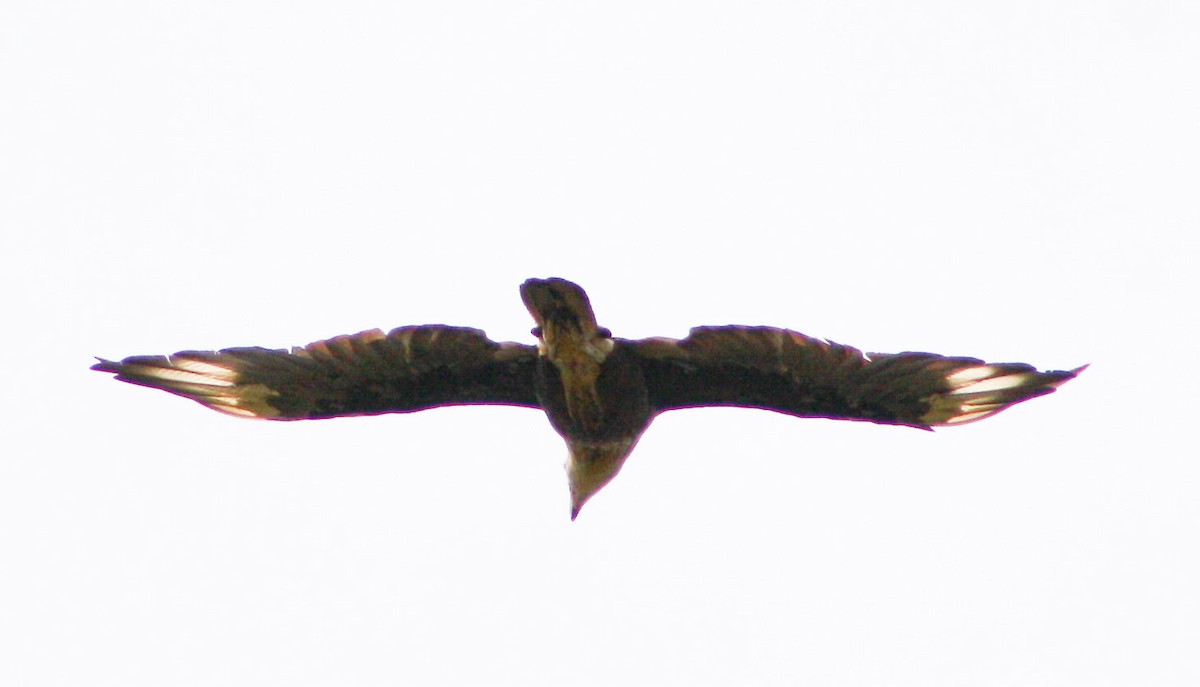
[91,358,119,373]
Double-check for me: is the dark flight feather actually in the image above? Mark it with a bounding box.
[633,326,1082,428]
[93,326,539,420]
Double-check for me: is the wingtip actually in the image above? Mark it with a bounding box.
[1044,363,1087,389]
[91,357,119,373]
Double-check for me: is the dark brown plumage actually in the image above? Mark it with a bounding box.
[94,277,1084,518]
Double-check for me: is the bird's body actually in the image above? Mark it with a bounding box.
[94,278,1083,518]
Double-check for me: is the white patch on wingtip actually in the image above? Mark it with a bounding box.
[130,364,236,387]
[950,372,1033,395]
[199,383,281,418]
[171,358,238,381]
[944,408,997,424]
[209,403,260,418]
[946,366,997,385]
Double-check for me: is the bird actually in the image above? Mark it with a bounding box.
[93,277,1084,519]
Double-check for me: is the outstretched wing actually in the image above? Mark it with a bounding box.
[633,326,1083,428]
[93,326,541,420]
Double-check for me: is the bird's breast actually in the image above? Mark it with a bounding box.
[535,343,653,443]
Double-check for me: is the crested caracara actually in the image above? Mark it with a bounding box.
[94,278,1084,519]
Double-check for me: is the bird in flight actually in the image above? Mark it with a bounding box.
[94,278,1083,519]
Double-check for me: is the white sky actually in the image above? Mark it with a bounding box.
[3,2,1198,685]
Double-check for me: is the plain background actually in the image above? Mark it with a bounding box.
[3,2,1197,685]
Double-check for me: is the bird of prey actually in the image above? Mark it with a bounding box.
[93,278,1083,519]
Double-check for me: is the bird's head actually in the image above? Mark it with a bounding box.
[520,278,614,365]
